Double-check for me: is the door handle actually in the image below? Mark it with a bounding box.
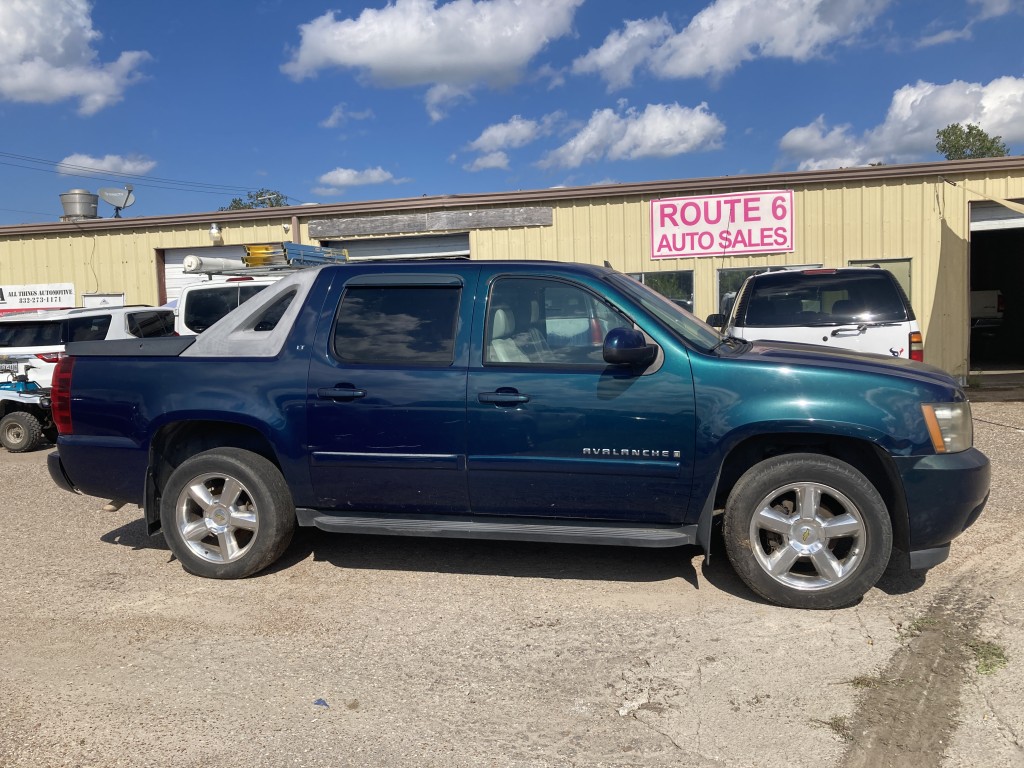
[318,387,367,401]
[479,389,530,405]
[831,324,867,337]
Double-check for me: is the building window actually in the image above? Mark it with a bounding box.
[627,270,694,313]
[848,258,911,296]
[717,264,820,317]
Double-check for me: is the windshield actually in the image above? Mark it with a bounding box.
[608,273,722,352]
[740,271,911,327]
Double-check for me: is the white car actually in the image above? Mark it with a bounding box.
[706,267,924,361]
[0,306,175,387]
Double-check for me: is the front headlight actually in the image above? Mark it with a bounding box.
[921,402,973,453]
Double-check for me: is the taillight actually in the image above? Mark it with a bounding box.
[36,351,62,364]
[909,331,924,362]
[51,356,75,435]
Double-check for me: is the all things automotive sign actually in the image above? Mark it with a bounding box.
[650,189,795,259]
[0,283,75,315]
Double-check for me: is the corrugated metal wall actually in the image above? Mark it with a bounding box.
[4,166,1024,378]
[469,173,1023,378]
[0,218,296,306]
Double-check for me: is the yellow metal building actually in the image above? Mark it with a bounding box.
[2,156,1024,380]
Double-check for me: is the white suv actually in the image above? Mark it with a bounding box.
[706,267,923,361]
[174,278,279,335]
[0,306,176,387]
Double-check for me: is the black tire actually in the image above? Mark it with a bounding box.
[0,411,43,453]
[723,453,893,610]
[159,447,295,579]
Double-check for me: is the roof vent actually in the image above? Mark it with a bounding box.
[59,189,99,221]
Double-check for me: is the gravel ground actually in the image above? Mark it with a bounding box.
[0,402,1021,768]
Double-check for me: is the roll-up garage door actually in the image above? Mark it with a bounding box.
[163,245,247,302]
[320,233,470,260]
[970,201,1024,231]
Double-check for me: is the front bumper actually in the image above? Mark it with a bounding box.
[893,447,990,568]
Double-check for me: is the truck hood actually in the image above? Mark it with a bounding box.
[738,338,962,397]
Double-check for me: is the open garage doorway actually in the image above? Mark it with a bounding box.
[970,201,1024,373]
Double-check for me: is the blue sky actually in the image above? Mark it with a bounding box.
[0,0,1022,226]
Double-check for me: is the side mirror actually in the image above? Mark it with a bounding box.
[603,327,656,368]
[705,313,726,328]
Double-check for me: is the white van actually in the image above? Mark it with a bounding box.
[174,278,279,335]
[0,306,176,387]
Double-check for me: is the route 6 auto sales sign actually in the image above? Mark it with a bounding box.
[650,189,795,259]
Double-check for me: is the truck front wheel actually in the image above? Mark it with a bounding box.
[0,412,43,453]
[160,448,295,579]
[723,453,893,609]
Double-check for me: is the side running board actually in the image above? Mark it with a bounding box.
[295,509,697,548]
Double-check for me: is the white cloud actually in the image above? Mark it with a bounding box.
[468,113,562,153]
[320,103,375,128]
[572,17,673,90]
[282,0,582,119]
[777,117,872,171]
[536,63,567,90]
[464,113,563,169]
[916,29,972,48]
[314,166,408,196]
[425,84,472,122]
[574,0,888,87]
[970,0,1014,20]
[916,0,1018,48]
[469,115,540,153]
[779,76,1024,170]
[539,102,725,169]
[464,151,509,172]
[0,0,149,115]
[57,153,156,176]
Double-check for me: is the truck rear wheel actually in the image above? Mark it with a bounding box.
[723,453,893,609]
[160,448,295,579]
[0,412,43,453]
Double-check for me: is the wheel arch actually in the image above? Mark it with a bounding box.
[708,432,909,555]
[144,420,281,535]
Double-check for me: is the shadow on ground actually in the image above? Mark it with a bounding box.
[100,515,931,605]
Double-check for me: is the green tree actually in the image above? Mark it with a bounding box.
[220,188,288,210]
[935,123,1009,160]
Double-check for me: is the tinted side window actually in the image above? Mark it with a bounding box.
[253,292,295,332]
[485,277,631,366]
[0,321,62,347]
[333,286,460,365]
[67,315,112,341]
[127,310,175,337]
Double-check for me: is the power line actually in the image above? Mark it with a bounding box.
[0,151,304,201]
[0,205,56,220]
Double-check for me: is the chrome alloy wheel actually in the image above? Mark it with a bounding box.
[173,472,260,564]
[748,481,866,591]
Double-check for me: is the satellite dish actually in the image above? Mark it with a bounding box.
[98,185,136,218]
